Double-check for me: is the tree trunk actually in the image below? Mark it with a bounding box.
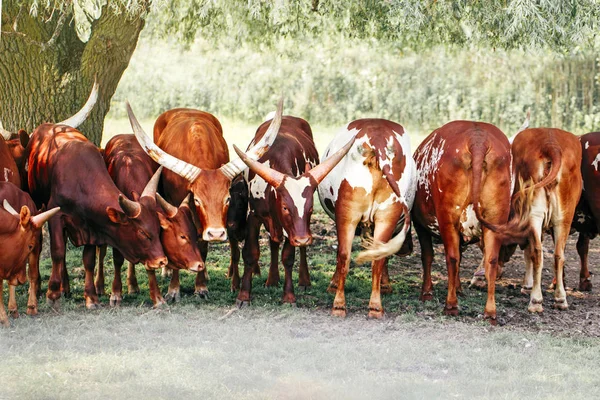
[0,0,147,145]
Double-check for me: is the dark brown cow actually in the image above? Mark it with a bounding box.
[318,119,416,318]
[234,116,354,306]
[412,121,532,322]
[0,197,59,326]
[513,128,582,312]
[95,134,203,306]
[24,125,168,309]
[127,101,282,300]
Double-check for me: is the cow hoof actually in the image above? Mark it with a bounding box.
[367,308,384,319]
[444,305,459,317]
[484,310,497,325]
[327,282,338,294]
[95,287,105,297]
[236,299,251,308]
[86,303,100,310]
[153,299,167,309]
[297,284,311,291]
[109,295,122,307]
[26,306,38,317]
[0,319,9,328]
[579,279,593,292]
[331,307,347,318]
[521,286,532,295]
[528,299,544,313]
[128,286,140,295]
[165,291,181,303]
[380,284,393,295]
[419,291,433,302]
[553,299,569,310]
[282,293,297,304]
[46,297,60,311]
[9,309,19,319]
[194,289,209,299]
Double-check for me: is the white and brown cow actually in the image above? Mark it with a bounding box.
[318,119,416,318]
[412,120,532,322]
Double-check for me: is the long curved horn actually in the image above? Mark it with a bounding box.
[58,79,99,128]
[127,102,202,183]
[141,166,163,199]
[232,144,285,188]
[2,200,18,216]
[118,194,141,218]
[31,207,61,229]
[0,121,13,140]
[307,135,356,184]
[156,193,177,218]
[220,97,283,179]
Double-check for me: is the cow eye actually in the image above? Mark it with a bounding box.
[194,198,201,206]
[180,235,187,240]
[225,196,231,205]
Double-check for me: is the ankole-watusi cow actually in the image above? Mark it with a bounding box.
[94,134,203,306]
[412,120,533,323]
[24,123,168,309]
[0,182,59,320]
[234,115,355,306]
[0,198,59,326]
[127,100,282,300]
[511,128,582,313]
[317,119,416,318]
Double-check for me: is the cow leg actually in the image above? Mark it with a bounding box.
[194,241,209,298]
[414,222,434,301]
[332,216,360,318]
[147,269,166,307]
[110,249,125,307]
[552,222,570,310]
[327,269,340,293]
[521,242,534,294]
[82,245,100,309]
[298,246,311,290]
[577,233,592,292]
[281,239,297,304]
[482,230,501,323]
[165,270,181,303]
[8,284,18,318]
[380,259,392,294]
[265,239,280,287]
[26,235,42,316]
[238,214,261,306]
[94,245,107,296]
[0,280,8,327]
[228,238,241,291]
[441,228,461,316]
[126,261,139,294]
[368,221,396,319]
[47,214,66,309]
[527,218,545,313]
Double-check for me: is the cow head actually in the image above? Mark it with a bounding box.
[105,167,168,270]
[127,99,283,243]
[233,136,355,247]
[156,193,204,272]
[1,200,60,255]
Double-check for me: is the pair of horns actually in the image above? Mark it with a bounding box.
[0,79,98,140]
[127,98,283,183]
[156,193,192,218]
[2,200,61,228]
[232,134,356,188]
[117,167,163,218]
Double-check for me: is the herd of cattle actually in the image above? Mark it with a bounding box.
[0,83,598,326]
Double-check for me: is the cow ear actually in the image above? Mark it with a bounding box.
[106,207,128,225]
[157,212,170,230]
[19,130,29,148]
[131,191,141,202]
[19,206,32,227]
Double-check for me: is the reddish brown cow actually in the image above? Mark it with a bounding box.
[234,116,354,306]
[318,119,416,318]
[127,101,282,300]
[96,134,203,306]
[0,136,21,187]
[412,121,532,322]
[24,125,168,309]
[513,128,582,312]
[0,198,59,326]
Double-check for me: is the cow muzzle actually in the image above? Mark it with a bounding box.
[203,228,227,242]
[189,261,205,273]
[291,235,313,247]
[146,256,168,270]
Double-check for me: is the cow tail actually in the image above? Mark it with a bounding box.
[356,202,411,263]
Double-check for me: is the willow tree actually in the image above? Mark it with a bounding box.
[1,0,599,145]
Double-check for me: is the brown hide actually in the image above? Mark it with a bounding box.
[413,120,514,322]
[153,109,231,241]
[25,124,167,307]
[0,137,21,188]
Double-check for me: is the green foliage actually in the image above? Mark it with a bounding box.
[110,36,600,136]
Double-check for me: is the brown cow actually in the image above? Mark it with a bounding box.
[234,116,354,306]
[318,119,416,318]
[96,134,203,306]
[127,101,282,300]
[0,135,21,187]
[0,199,59,326]
[412,120,532,322]
[513,128,582,312]
[24,124,168,309]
